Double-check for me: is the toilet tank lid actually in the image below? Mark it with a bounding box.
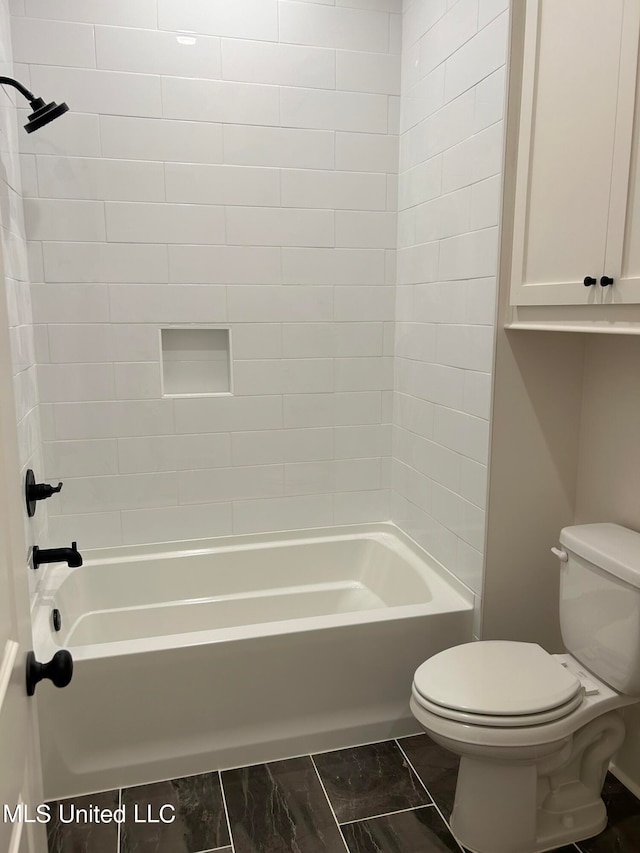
[559,523,640,588]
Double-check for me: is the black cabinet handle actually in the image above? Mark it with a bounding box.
[600,276,614,287]
[583,276,597,287]
[26,650,73,696]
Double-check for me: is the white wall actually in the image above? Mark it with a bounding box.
[392,0,508,620]
[574,334,640,794]
[483,331,640,789]
[12,0,401,548]
[575,336,640,528]
[0,0,47,558]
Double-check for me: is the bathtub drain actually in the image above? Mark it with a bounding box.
[52,608,62,632]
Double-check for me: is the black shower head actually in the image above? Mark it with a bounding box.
[24,97,69,133]
[0,76,69,133]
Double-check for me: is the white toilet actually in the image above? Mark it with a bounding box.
[410,522,640,853]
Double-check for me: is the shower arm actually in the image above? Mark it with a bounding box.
[0,76,38,104]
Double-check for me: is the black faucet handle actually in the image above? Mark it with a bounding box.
[25,469,64,517]
[33,481,63,499]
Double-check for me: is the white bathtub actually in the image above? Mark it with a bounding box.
[32,523,473,799]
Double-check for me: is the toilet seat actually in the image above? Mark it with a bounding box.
[411,682,585,726]
[412,641,584,727]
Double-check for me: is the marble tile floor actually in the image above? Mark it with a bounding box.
[46,733,640,853]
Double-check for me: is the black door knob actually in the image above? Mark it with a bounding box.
[600,276,614,287]
[583,276,597,286]
[26,650,73,696]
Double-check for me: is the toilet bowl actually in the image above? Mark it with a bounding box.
[410,523,640,853]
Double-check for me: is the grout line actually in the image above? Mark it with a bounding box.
[339,802,436,826]
[309,754,350,853]
[394,731,427,743]
[393,739,432,801]
[217,770,236,853]
[395,739,466,853]
[309,730,424,762]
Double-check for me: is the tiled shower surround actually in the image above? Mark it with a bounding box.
[392,0,507,600]
[7,0,509,612]
[14,0,400,549]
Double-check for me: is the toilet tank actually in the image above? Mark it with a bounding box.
[558,523,640,695]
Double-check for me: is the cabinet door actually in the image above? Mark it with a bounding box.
[607,4,640,305]
[510,0,628,307]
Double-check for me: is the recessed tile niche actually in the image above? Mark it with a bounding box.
[161,328,231,396]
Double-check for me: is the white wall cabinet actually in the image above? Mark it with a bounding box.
[506,0,640,331]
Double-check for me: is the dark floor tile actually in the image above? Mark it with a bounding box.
[222,756,346,853]
[121,772,229,853]
[342,806,460,853]
[46,790,119,853]
[313,740,431,824]
[576,773,640,853]
[396,735,459,820]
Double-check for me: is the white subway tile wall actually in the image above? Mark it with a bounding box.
[392,0,507,598]
[12,0,401,547]
[1,0,48,565]
[5,0,507,613]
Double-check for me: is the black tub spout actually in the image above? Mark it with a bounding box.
[32,541,83,570]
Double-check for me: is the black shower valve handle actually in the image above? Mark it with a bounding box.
[25,469,63,518]
[32,481,63,500]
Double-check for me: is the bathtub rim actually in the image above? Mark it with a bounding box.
[35,521,473,592]
[31,522,475,662]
